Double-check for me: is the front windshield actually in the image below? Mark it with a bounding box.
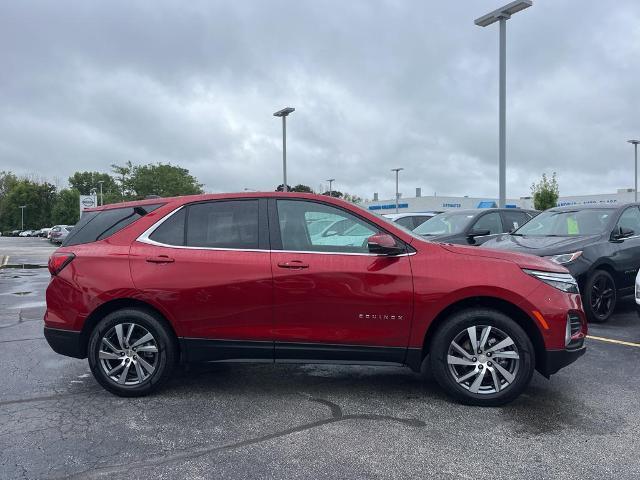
[413,212,475,236]
[514,209,612,236]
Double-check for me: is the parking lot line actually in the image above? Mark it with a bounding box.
[587,335,640,348]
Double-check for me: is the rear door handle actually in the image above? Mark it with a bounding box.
[277,260,309,269]
[146,255,175,264]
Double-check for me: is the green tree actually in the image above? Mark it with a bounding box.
[342,192,363,204]
[129,163,203,198]
[52,189,80,225]
[0,171,18,199]
[291,184,313,193]
[275,184,314,193]
[68,171,119,198]
[531,172,559,211]
[322,190,343,198]
[0,179,57,230]
[111,161,133,198]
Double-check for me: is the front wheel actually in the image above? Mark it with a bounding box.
[583,270,616,323]
[430,309,535,406]
[88,308,177,397]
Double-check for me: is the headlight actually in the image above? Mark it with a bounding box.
[523,269,579,294]
[635,276,640,303]
[545,251,582,265]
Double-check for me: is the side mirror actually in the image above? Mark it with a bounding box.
[611,226,634,241]
[367,233,405,256]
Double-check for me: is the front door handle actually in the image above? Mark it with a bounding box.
[146,255,175,264]
[277,260,309,269]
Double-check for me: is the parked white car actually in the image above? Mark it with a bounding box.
[383,212,439,230]
[19,230,36,237]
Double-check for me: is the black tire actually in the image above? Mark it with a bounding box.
[88,308,177,397]
[583,270,617,323]
[429,308,535,407]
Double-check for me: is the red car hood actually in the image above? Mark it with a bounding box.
[439,243,568,274]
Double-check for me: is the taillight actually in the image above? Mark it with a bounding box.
[48,252,75,275]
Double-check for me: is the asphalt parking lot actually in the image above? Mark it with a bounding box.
[1,237,639,480]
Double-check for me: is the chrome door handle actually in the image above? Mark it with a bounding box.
[277,260,309,269]
[146,255,175,264]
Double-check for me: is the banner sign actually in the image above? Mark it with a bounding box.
[79,195,98,216]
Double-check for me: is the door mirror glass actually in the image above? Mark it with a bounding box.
[367,233,404,255]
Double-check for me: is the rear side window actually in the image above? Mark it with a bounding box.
[186,200,259,249]
[64,204,163,246]
[149,208,186,246]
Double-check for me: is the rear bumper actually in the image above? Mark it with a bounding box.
[538,346,586,377]
[44,327,85,359]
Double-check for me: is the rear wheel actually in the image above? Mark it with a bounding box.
[430,308,535,406]
[583,270,616,323]
[88,308,176,397]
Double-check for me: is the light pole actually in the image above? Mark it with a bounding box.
[273,107,295,192]
[391,168,404,213]
[326,178,335,197]
[19,205,26,230]
[475,0,532,208]
[97,180,104,206]
[629,140,639,202]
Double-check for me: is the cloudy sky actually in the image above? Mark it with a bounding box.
[2,0,639,200]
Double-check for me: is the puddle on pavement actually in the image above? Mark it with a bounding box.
[0,264,47,269]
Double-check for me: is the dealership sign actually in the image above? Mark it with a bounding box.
[79,195,97,216]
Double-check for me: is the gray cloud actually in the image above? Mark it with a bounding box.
[1,0,639,199]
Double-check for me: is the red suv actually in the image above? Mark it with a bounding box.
[44,193,586,406]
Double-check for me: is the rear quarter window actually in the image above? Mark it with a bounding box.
[63,204,164,246]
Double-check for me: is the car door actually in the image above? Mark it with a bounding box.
[270,198,414,364]
[130,199,274,361]
[466,211,503,245]
[610,206,640,291]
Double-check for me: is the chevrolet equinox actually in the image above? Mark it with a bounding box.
[44,193,587,406]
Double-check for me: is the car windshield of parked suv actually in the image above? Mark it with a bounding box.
[413,212,475,236]
[513,208,612,236]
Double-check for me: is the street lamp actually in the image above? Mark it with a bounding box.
[273,107,295,192]
[629,140,640,202]
[97,180,104,206]
[475,0,532,208]
[19,205,26,230]
[326,178,335,197]
[391,168,404,213]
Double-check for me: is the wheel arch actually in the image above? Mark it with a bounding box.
[79,298,181,359]
[419,296,545,374]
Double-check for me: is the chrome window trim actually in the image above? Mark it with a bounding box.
[136,205,415,257]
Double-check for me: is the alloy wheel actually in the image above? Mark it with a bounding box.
[446,325,520,395]
[98,323,159,386]
[590,275,615,318]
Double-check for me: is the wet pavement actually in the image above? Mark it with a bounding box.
[1,237,639,479]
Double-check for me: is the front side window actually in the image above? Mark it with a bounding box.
[471,212,503,235]
[616,207,640,234]
[277,200,378,253]
[414,212,475,236]
[186,200,259,249]
[502,211,531,232]
[515,209,612,236]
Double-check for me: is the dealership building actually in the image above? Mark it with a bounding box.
[363,188,637,213]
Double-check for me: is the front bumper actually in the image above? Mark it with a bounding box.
[44,327,86,359]
[538,346,586,377]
